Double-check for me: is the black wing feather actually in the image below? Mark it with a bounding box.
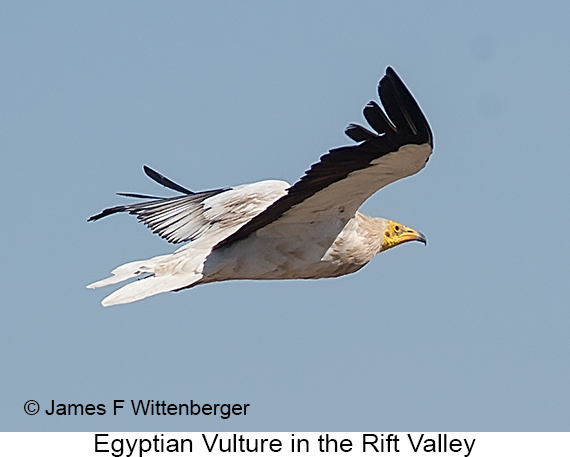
[144,165,195,195]
[344,123,378,142]
[363,100,397,135]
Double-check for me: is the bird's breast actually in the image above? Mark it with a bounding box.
[201,216,377,282]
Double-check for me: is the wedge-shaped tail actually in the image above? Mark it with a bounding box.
[87,250,207,306]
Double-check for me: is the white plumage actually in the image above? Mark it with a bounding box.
[88,67,433,306]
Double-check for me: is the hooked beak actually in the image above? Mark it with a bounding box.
[400,228,427,246]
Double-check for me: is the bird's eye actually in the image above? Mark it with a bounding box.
[394,225,400,232]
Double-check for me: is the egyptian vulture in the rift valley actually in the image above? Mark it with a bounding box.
[87,67,433,306]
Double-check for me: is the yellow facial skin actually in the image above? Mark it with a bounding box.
[381,220,427,252]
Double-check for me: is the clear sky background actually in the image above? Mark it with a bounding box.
[2,1,569,432]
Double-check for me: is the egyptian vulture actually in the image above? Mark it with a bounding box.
[88,67,433,306]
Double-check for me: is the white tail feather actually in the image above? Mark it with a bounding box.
[101,272,202,306]
[86,254,172,289]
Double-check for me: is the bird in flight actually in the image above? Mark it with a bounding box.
[88,67,433,306]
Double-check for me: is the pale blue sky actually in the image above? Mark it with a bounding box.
[2,1,569,431]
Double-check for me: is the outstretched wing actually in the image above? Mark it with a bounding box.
[88,175,290,245]
[215,67,433,249]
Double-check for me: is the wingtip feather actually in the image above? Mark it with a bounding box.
[143,165,195,195]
